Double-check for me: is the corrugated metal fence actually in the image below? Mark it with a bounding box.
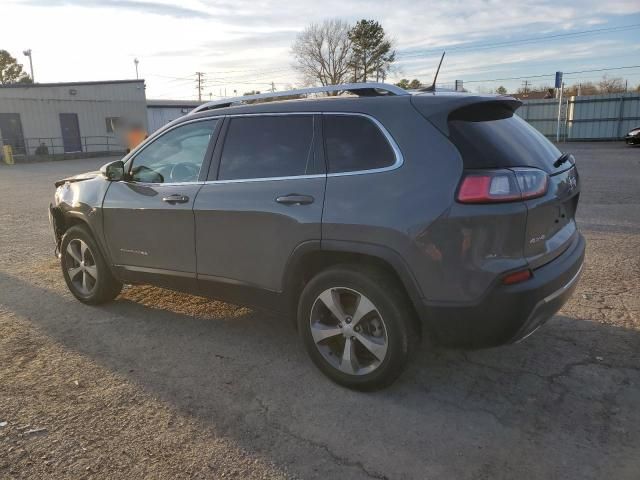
[518,92,640,141]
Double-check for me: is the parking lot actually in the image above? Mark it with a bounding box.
[0,142,638,479]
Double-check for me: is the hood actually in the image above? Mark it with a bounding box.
[54,171,100,188]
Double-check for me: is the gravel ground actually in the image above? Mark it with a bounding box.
[0,143,638,479]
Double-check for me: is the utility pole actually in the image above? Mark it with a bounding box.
[521,80,530,94]
[134,58,139,79]
[195,72,204,101]
[271,82,275,93]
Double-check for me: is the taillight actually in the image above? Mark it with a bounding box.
[457,168,548,204]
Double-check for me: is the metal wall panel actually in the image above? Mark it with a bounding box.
[0,81,147,154]
[519,92,640,141]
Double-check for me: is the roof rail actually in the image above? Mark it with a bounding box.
[189,82,409,114]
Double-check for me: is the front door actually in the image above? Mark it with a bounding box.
[102,118,220,284]
[59,113,82,153]
[194,114,325,293]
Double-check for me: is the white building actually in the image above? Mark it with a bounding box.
[0,80,147,157]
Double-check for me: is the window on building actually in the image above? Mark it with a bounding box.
[105,117,121,133]
[323,115,395,173]
[216,115,316,181]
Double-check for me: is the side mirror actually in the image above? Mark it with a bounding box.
[100,160,125,181]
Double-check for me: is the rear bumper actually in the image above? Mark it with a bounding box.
[422,232,585,348]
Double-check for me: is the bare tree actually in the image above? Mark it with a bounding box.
[291,19,353,87]
[565,81,598,96]
[598,75,626,93]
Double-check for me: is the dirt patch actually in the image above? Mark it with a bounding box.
[0,312,290,480]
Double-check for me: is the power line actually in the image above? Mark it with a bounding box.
[462,64,640,84]
[397,23,640,58]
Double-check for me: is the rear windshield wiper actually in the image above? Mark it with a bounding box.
[553,152,572,169]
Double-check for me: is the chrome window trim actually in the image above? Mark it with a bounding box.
[323,112,404,177]
[202,111,403,185]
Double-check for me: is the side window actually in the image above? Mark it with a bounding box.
[216,115,316,180]
[323,115,395,173]
[130,119,217,183]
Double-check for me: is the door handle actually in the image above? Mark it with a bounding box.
[162,194,189,204]
[275,194,314,205]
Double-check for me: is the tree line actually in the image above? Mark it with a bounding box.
[493,75,638,96]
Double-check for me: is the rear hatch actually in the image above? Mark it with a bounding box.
[421,97,580,269]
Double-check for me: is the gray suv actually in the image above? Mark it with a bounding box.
[50,83,585,390]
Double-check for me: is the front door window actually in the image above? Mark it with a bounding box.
[130,119,218,183]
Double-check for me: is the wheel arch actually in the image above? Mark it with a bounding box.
[283,240,425,334]
[51,206,114,267]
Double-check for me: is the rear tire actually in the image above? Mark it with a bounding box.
[297,265,416,390]
[60,225,122,304]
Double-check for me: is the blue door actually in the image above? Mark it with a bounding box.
[59,113,82,153]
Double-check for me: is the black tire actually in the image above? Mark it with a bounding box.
[297,265,416,390]
[60,225,122,304]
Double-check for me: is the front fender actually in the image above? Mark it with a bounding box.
[52,176,113,265]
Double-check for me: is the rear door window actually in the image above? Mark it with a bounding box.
[323,115,396,173]
[216,115,317,180]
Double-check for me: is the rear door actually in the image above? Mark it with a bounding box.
[102,118,219,281]
[194,114,325,292]
[447,105,580,268]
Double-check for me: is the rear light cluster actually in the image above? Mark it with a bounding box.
[457,168,548,204]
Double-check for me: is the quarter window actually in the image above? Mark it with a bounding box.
[217,115,316,180]
[130,119,217,183]
[323,115,395,173]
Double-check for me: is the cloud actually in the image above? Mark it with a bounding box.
[7,0,640,98]
[21,0,212,18]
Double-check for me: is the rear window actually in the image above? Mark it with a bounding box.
[448,103,564,173]
[323,115,395,173]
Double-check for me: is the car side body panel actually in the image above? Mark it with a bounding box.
[194,176,326,292]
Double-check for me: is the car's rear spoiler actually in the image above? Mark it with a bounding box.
[410,94,522,136]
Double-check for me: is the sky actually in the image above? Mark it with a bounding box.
[2,0,640,99]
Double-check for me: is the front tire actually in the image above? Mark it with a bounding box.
[297,265,416,390]
[60,225,122,304]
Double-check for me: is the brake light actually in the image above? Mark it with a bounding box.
[457,168,548,204]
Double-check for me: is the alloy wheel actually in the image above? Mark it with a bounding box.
[309,287,388,375]
[65,238,98,296]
